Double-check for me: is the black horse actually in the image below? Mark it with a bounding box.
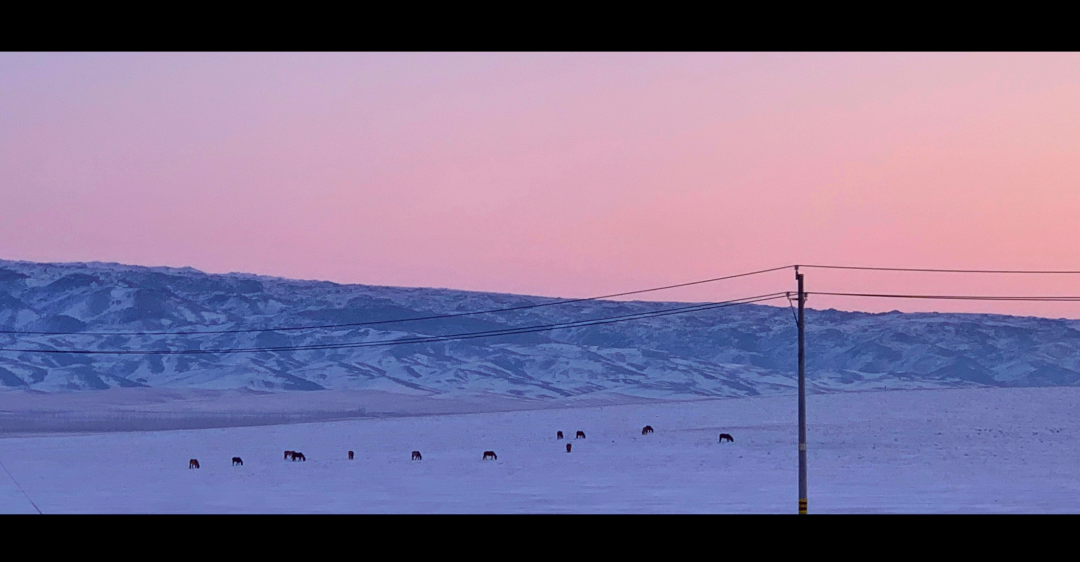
[412,451,422,461]
[576,431,586,439]
[483,451,497,460]
[232,457,243,466]
[189,459,200,469]
[566,443,572,453]
[292,452,306,461]
[642,425,654,435]
[719,433,734,443]
[348,451,354,460]
[557,431,564,440]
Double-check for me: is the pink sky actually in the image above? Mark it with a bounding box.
[2,53,1080,318]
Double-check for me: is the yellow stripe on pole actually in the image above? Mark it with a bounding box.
[799,499,807,514]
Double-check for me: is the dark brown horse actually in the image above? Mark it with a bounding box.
[189,459,200,469]
[566,443,572,453]
[292,452,306,461]
[642,425,654,435]
[557,431,564,440]
[412,451,422,461]
[284,450,294,460]
[348,451,354,460]
[232,457,243,466]
[483,451,497,460]
[719,433,734,443]
[576,431,586,439]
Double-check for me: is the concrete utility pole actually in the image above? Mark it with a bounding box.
[796,266,807,514]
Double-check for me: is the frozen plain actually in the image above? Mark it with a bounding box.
[1,386,1079,514]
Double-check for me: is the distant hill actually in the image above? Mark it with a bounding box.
[1,259,1079,398]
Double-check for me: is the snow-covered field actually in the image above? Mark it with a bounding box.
[1,386,1078,513]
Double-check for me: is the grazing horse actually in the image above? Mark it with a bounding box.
[292,452,306,461]
[719,433,734,443]
[348,451,354,460]
[576,431,586,439]
[232,457,243,466]
[566,443,572,453]
[642,425,654,435]
[557,431,564,440]
[284,450,295,460]
[412,451,422,461]
[189,459,199,469]
[483,451,497,460]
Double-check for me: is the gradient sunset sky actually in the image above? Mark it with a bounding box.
[2,53,1079,318]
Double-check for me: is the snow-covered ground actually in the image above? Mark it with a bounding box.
[1,386,1077,513]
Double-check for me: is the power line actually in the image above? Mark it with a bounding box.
[5,262,1077,341]
[799,265,1080,274]
[0,266,794,337]
[8,263,1077,338]
[0,457,42,514]
[0,293,789,355]
[809,291,1080,302]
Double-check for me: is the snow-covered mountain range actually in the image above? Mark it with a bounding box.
[1,259,1079,398]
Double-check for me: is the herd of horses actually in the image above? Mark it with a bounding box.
[187,426,735,468]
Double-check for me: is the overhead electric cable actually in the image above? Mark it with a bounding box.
[809,291,1080,302]
[0,292,788,355]
[0,457,42,514]
[799,265,1080,274]
[0,265,794,337]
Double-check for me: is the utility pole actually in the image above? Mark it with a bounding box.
[796,266,807,514]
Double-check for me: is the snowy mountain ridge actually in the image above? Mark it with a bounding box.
[1,259,1080,398]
